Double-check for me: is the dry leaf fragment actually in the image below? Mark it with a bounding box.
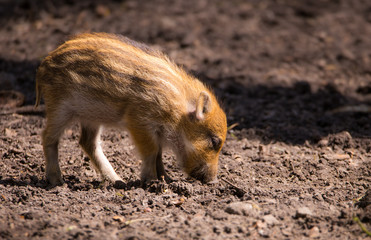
[172,198,185,206]
[112,215,125,223]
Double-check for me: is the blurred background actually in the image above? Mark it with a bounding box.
[0,0,370,145]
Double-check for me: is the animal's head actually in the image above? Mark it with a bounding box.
[178,91,227,183]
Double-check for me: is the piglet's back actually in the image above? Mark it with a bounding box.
[36,33,209,123]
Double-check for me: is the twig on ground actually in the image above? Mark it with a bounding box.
[227,123,239,131]
[330,104,371,114]
[221,177,247,195]
[353,216,371,236]
[124,218,152,226]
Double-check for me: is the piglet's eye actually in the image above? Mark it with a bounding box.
[210,136,222,151]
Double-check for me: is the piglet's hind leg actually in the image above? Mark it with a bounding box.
[42,113,71,186]
[79,124,123,185]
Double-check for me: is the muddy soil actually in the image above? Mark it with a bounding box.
[0,0,370,239]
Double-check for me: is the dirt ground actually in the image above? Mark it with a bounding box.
[0,0,370,239]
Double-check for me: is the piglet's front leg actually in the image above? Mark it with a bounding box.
[127,125,169,185]
[141,148,172,185]
[127,126,159,184]
[155,148,172,183]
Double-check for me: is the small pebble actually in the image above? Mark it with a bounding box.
[295,207,313,218]
[263,214,278,225]
[309,226,320,238]
[225,202,253,216]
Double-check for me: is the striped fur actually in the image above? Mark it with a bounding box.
[35,32,227,186]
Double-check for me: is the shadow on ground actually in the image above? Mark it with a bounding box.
[204,76,371,145]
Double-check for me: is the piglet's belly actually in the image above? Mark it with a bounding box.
[59,93,129,126]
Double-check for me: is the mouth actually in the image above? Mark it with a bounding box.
[189,163,214,183]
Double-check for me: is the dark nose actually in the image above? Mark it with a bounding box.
[207,178,218,184]
[189,164,215,183]
[190,165,205,182]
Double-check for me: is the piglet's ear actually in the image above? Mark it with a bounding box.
[195,91,211,120]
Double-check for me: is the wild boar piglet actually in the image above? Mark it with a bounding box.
[35,32,227,186]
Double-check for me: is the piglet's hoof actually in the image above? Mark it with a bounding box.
[160,174,173,183]
[47,176,64,188]
[113,180,126,189]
